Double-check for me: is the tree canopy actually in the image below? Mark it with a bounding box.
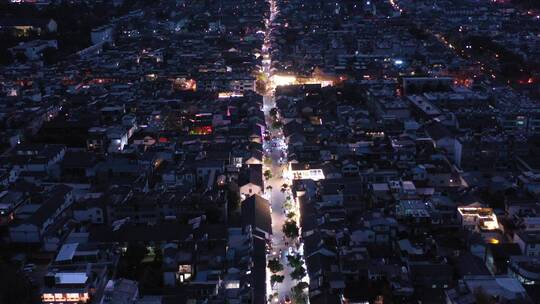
[282,220,299,239]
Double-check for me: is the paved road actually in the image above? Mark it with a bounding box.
[263,95,298,301]
[262,0,302,300]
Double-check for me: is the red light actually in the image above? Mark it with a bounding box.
[189,126,213,135]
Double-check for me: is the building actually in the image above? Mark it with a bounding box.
[100,279,139,304]
[288,162,326,181]
[41,240,119,303]
[238,164,264,198]
[423,122,462,167]
[0,190,27,226]
[508,255,540,285]
[514,231,540,257]
[0,18,57,35]
[241,194,272,240]
[445,275,530,303]
[402,77,453,95]
[91,25,114,45]
[457,204,500,231]
[9,40,58,60]
[9,185,74,244]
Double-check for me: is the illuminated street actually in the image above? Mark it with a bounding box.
[261,0,305,301]
[263,120,297,301]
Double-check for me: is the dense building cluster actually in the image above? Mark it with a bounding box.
[0,0,271,303]
[0,0,539,304]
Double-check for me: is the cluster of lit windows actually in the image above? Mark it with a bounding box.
[42,292,89,303]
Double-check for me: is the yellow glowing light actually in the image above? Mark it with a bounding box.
[488,238,499,244]
[271,75,297,87]
[457,206,500,230]
[317,80,334,87]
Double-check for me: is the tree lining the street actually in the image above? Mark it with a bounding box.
[264,169,273,180]
[290,265,306,281]
[268,292,279,303]
[272,120,283,129]
[290,282,309,304]
[268,258,284,273]
[283,200,293,210]
[282,220,299,239]
[270,274,285,285]
[287,254,303,269]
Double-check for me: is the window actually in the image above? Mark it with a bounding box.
[178,264,192,274]
[176,265,192,283]
[226,281,240,289]
[66,293,80,301]
[42,294,55,302]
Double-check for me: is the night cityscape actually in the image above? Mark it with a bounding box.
[0,0,540,303]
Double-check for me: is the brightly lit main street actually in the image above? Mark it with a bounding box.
[261,0,306,302]
[263,101,298,301]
